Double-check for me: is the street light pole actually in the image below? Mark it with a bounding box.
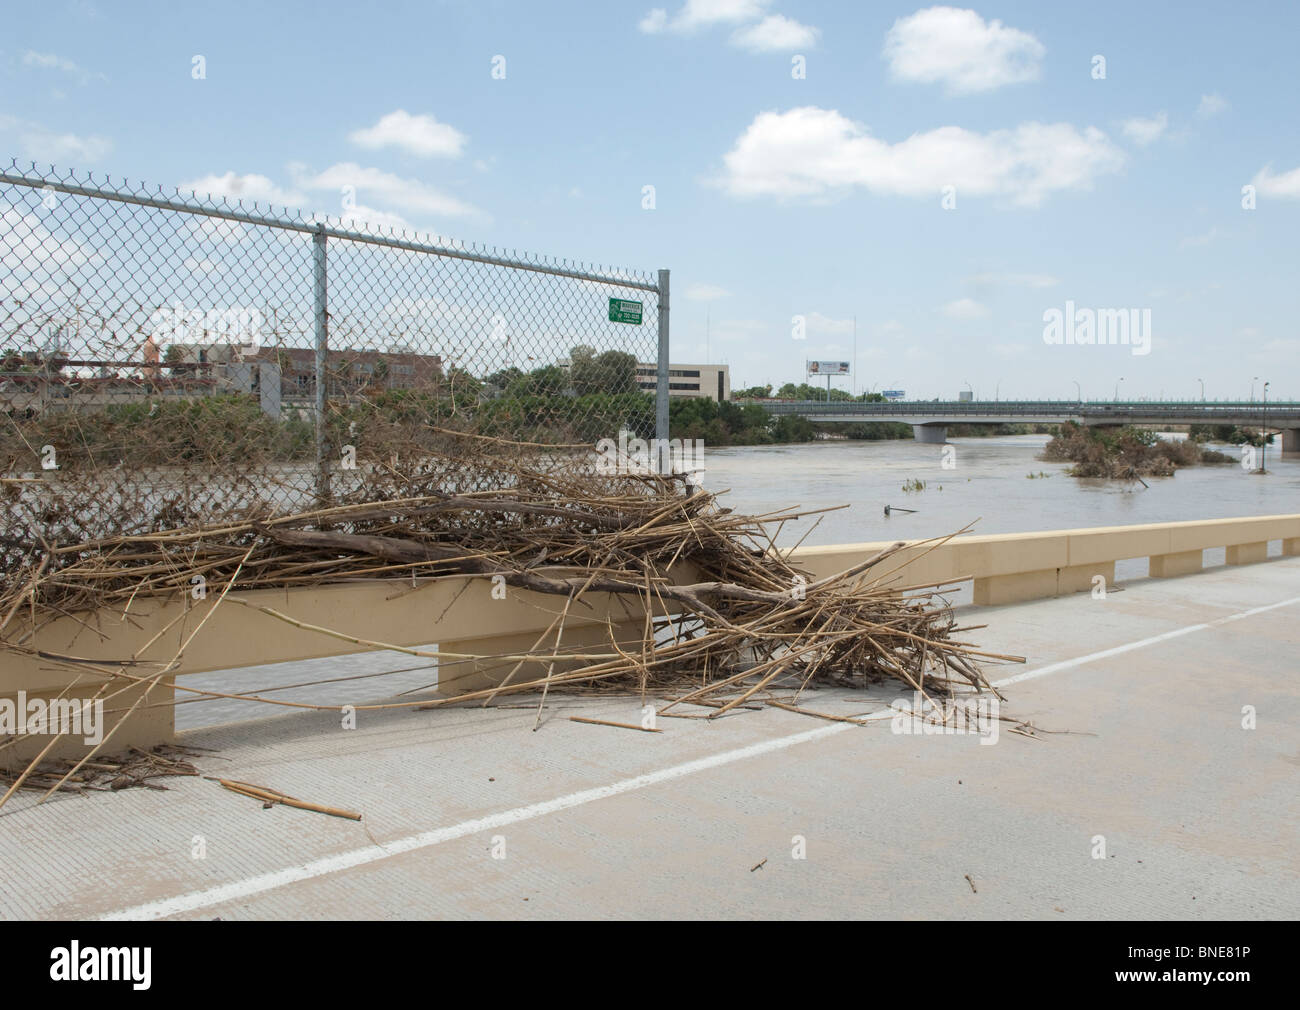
[1261,381,1270,473]
[1114,377,1124,401]
[1197,377,1204,401]
[1073,379,1081,404]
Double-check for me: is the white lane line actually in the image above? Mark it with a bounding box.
[991,593,1300,688]
[98,591,1300,921]
[98,723,848,921]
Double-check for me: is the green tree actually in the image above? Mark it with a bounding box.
[570,346,635,396]
[509,364,569,398]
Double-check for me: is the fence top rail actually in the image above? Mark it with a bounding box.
[1,159,660,291]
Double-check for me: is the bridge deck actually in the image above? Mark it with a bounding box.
[2,556,1297,920]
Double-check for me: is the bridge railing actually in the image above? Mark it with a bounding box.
[787,514,1300,606]
[737,400,1300,421]
[3,513,1296,761]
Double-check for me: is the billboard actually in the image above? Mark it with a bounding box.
[881,389,906,401]
[807,360,850,375]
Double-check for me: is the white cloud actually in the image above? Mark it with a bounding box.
[0,205,91,273]
[731,14,818,51]
[292,163,481,218]
[645,0,770,34]
[348,110,466,158]
[1251,164,1300,199]
[17,125,111,164]
[942,297,989,319]
[187,217,249,245]
[335,205,417,235]
[1197,93,1228,118]
[179,171,306,208]
[685,283,731,300]
[883,7,1044,95]
[638,8,669,32]
[23,51,81,72]
[0,112,110,164]
[716,107,1125,207]
[21,50,104,84]
[1121,112,1168,146]
[966,271,1059,288]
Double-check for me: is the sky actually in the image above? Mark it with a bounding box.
[3,0,1298,401]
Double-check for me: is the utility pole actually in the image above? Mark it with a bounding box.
[1261,381,1270,473]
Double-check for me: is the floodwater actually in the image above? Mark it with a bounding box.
[176,434,1299,729]
[702,434,1300,547]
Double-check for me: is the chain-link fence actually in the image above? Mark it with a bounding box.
[1,161,669,571]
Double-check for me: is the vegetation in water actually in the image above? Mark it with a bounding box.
[1042,422,1234,479]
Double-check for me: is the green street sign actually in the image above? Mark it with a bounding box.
[608,298,643,325]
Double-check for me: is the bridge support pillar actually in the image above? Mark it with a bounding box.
[440,621,646,695]
[912,424,947,444]
[1282,429,1300,457]
[1150,550,1203,578]
[1226,541,1268,565]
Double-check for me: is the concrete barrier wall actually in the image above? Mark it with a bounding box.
[786,513,1300,605]
[0,567,690,764]
[3,514,1298,763]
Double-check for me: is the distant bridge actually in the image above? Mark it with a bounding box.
[740,399,1300,451]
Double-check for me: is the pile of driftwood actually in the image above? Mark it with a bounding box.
[1,433,1021,780]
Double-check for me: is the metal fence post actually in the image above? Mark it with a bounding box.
[656,269,670,443]
[312,224,329,505]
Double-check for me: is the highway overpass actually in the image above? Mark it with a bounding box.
[742,399,1300,449]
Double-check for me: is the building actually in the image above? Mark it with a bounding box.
[636,363,730,402]
[247,347,442,398]
[165,344,442,398]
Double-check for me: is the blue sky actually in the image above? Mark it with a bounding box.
[4,0,1298,400]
